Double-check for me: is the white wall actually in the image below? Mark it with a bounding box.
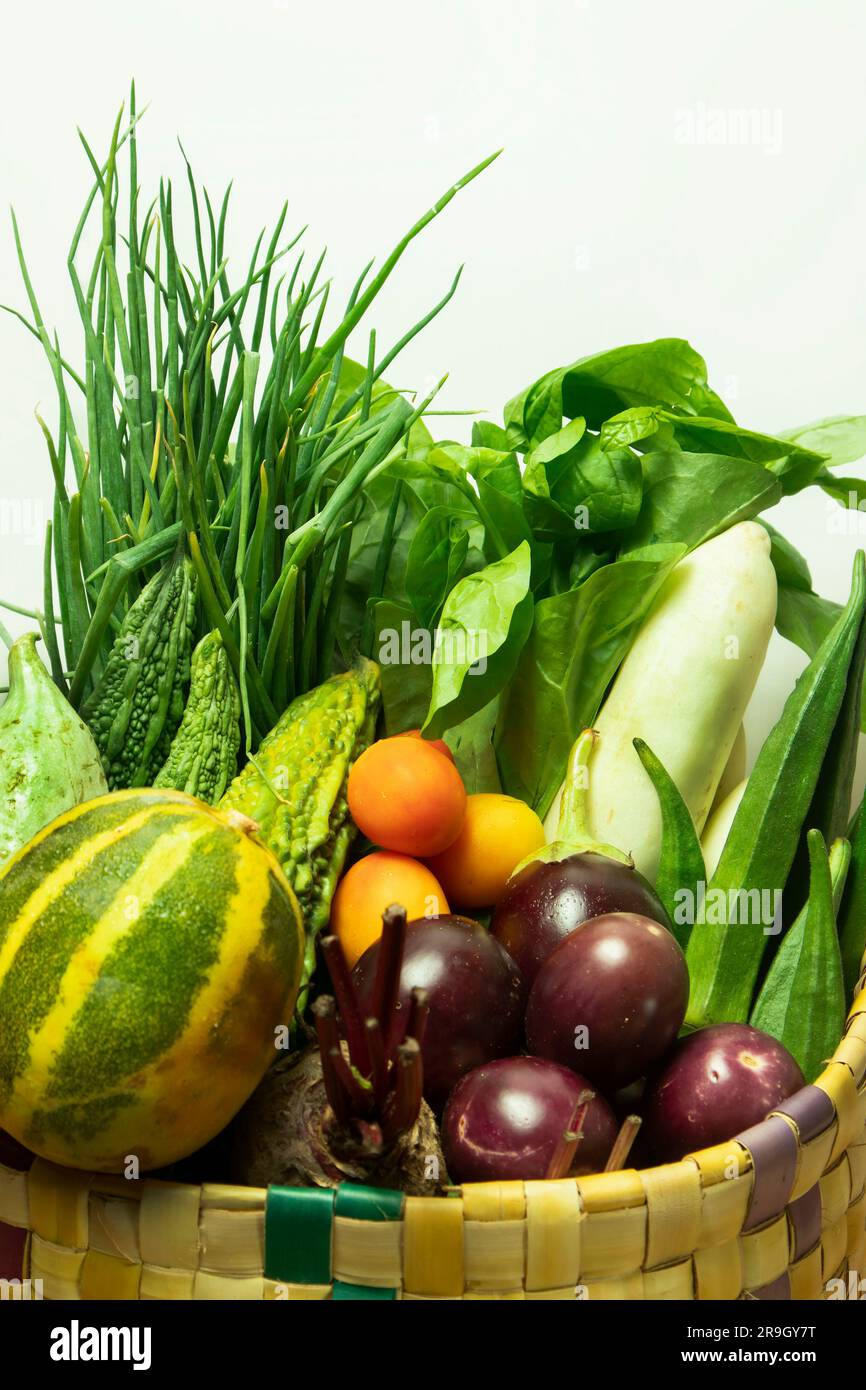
[2,0,865,773]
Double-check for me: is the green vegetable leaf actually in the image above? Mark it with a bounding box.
[779,415,866,467]
[405,507,469,629]
[664,415,826,495]
[750,831,848,1083]
[494,543,685,816]
[423,541,533,740]
[443,698,502,794]
[626,450,782,552]
[373,599,433,734]
[600,406,663,451]
[633,738,705,951]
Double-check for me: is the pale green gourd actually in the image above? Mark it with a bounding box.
[0,633,107,867]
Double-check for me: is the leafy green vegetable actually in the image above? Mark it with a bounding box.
[423,541,533,740]
[625,450,782,552]
[444,699,501,794]
[633,738,705,951]
[405,507,470,629]
[494,543,684,816]
[750,832,848,1083]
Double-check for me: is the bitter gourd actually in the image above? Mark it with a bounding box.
[154,631,241,804]
[219,658,380,994]
[82,555,198,790]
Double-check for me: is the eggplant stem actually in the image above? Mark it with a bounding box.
[544,1089,594,1181]
[604,1114,643,1173]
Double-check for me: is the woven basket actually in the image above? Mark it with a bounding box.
[2,979,865,1302]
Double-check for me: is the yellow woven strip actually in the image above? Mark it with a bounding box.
[193,1271,265,1300]
[460,1180,526,1222]
[643,1258,694,1300]
[525,1285,576,1300]
[641,1162,702,1268]
[821,1213,848,1283]
[332,1215,402,1288]
[28,1235,85,1300]
[0,1161,29,1226]
[815,1062,858,1162]
[577,1168,645,1213]
[693,1239,743,1300]
[403,1196,464,1297]
[789,1246,823,1301]
[199,1207,263,1276]
[140,1265,195,1300]
[846,1189,866,1269]
[263,1279,330,1301]
[834,1035,866,1085]
[579,1203,647,1280]
[27,1160,92,1247]
[689,1147,752,1247]
[79,1248,142,1300]
[200,1182,267,1210]
[139,1180,201,1269]
[739,1213,789,1290]
[524,1179,581,1292]
[820,1158,852,1227]
[790,1129,837,1201]
[847,1140,866,1199]
[583,1271,645,1301]
[91,1173,144,1201]
[463,1288,526,1300]
[464,1219,525,1291]
[88,1192,141,1263]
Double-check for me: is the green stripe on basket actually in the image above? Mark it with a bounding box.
[332,1281,397,1301]
[265,1186,334,1285]
[334,1183,404,1221]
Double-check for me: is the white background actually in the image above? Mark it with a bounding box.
[2,0,866,776]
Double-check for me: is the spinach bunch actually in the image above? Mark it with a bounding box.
[345,337,866,816]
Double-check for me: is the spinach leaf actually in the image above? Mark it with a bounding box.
[763,522,813,592]
[405,507,469,628]
[505,338,711,448]
[779,415,866,467]
[495,543,685,816]
[600,406,663,451]
[373,599,433,734]
[665,414,825,495]
[626,449,782,552]
[444,699,502,794]
[423,542,533,739]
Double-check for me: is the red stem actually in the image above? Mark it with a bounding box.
[382,1038,423,1144]
[404,987,429,1051]
[365,1016,390,1110]
[371,903,408,1061]
[329,1045,372,1117]
[313,997,352,1126]
[321,934,371,1076]
[544,1090,594,1181]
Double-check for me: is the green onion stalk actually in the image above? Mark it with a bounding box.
[4,82,498,749]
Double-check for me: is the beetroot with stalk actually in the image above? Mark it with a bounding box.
[525,911,688,1090]
[491,730,671,986]
[230,906,447,1194]
[643,1023,805,1162]
[352,914,526,1111]
[442,1056,617,1183]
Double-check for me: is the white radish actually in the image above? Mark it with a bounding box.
[544,521,777,881]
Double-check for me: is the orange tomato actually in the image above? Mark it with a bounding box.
[424,793,546,908]
[395,728,455,762]
[347,736,467,856]
[330,851,449,967]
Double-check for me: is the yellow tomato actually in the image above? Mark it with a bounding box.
[424,793,545,908]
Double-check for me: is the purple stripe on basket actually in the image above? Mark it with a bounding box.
[0,1220,26,1281]
[787,1185,822,1261]
[772,1084,835,1143]
[750,1272,792,1301]
[736,1115,799,1231]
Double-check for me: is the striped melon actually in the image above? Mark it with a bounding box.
[0,788,303,1173]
